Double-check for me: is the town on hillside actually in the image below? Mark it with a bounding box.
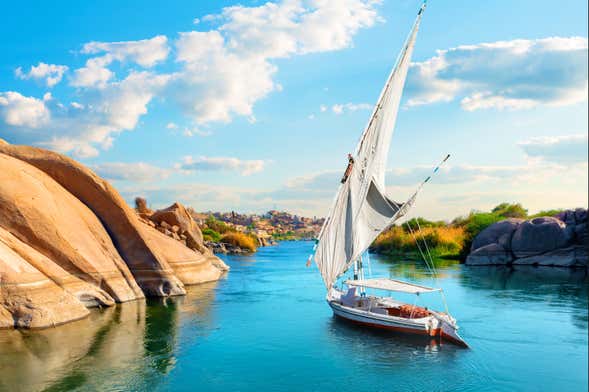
[190,210,325,242]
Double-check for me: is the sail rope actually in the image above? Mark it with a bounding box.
[414,218,438,279]
[404,220,435,277]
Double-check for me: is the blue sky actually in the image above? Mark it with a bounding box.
[0,0,587,219]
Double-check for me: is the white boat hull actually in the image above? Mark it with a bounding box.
[328,298,468,347]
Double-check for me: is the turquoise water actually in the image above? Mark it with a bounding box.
[1,241,587,392]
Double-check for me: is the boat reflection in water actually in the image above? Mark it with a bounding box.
[0,281,219,392]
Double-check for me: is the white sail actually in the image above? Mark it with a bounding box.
[314,3,426,289]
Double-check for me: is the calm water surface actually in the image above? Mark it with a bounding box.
[1,242,587,392]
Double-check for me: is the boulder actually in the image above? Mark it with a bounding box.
[575,208,587,223]
[0,142,185,297]
[513,245,587,267]
[141,225,228,284]
[471,218,523,251]
[511,217,571,258]
[574,223,588,244]
[134,196,152,214]
[465,243,513,265]
[0,153,143,303]
[150,203,207,253]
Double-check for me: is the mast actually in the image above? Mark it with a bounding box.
[313,1,427,290]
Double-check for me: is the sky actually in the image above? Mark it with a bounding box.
[0,0,587,220]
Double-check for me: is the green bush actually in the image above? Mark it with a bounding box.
[529,209,565,218]
[205,215,234,234]
[202,228,221,243]
[401,217,445,232]
[491,203,528,219]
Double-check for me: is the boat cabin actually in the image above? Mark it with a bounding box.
[335,278,447,320]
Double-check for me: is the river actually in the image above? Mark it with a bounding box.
[1,241,587,391]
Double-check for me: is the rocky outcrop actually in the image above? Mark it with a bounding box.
[466,208,588,267]
[137,202,229,275]
[0,228,91,328]
[0,140,228,329]
[149,203,206,252]
[0,154,143,304]
[141,225,227,284]
[0,142,185,297]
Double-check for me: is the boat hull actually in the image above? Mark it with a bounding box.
[328,300,468,347]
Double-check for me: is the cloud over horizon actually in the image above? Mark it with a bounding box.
[518,134,588,164]
[406,36,588,110]
[179,155,266,176]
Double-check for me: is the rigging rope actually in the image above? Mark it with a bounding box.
[404,219,435,277]
[414,218,438,280]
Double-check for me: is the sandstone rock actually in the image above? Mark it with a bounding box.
[134,197,152,214]
[171,225,180,233]
[150,203,207,253]
[160,221,171,229]
[471,219,523,251]
[511,217,571,258]
[0,154,144,303]
[0,143,185,297]
[141,225,228,284]
[0,228,92,328]
[465,243,513,265]
[0,227,114,309]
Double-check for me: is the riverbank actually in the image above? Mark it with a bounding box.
[370,203,588,267]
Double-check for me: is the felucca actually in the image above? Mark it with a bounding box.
[310,1,468,348]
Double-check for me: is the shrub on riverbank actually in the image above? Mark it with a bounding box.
[371,203,562,261]
[220,232,258,253]
[202,228,222,242]
[371,225,465,258]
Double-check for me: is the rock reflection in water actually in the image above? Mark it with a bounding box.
[460,266,588,330]
[0,280,218,392]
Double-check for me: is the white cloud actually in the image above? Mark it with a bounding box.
[0,91,50,128]
[70,56,114,88]
[320,104,328,112]
[172,0,380,124]
[332,102,371,114]
[81,35,169,68]
[166,122,178,129]
[2,0,381,156]
[3,71,169,158]
[173,30,279,124]
[15,62,68,87]
[406,37,588,110]
[518,134,588,164]
[92,162,171,182]
[70,36,169,89]
[183,127,212,137]
[180,156,265,176]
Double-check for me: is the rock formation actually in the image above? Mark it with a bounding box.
[149,202,207,253]
[466,209,588,267]
[0,140,228,329]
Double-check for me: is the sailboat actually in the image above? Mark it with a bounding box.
[310,1,468,348]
